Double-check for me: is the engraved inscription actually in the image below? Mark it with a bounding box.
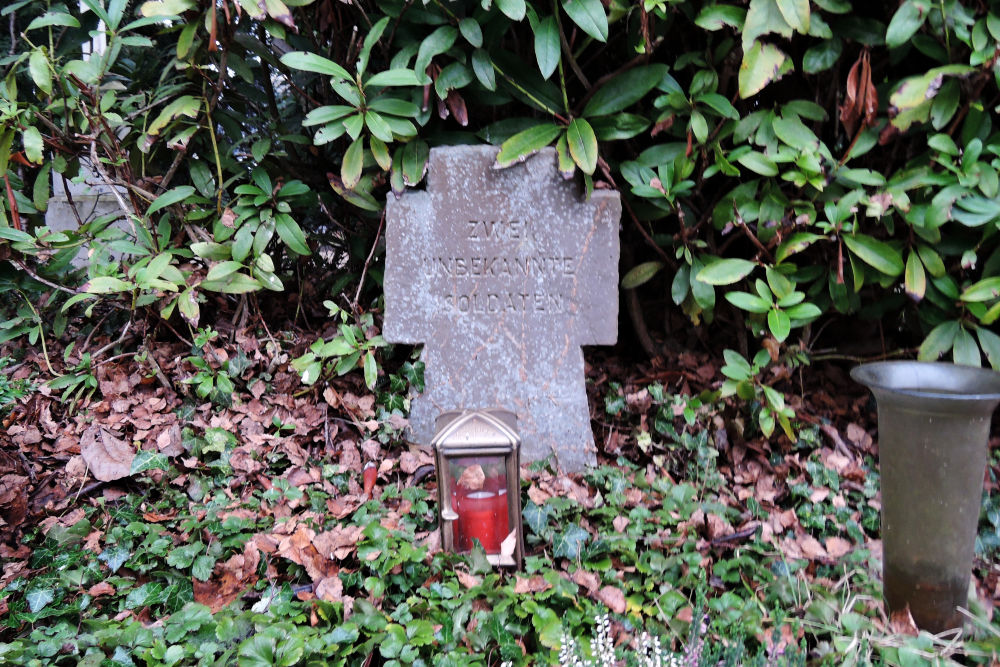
[421,255,576,278]
[444,291,570,314]
[466,219,534,241]
[433,219,577,315]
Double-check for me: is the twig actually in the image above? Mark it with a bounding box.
[7,11,15,57]
[93,351,138,368]
[158,145,189,193]
[251,292,279,357]
[555,4,590,90]
[77,311,113,357]
[89,140,140,240]
[155,313,194,347]
[10,259,79,295]
[74,478,107,502]
[141,340,174,392]
[352,211,384,312]
[17,450,36,483]
[58,173,87,230]
[626,285,660,360]
[3,173,21,230]
[597,158,676,269]
[90,320,133,361]
[808,348,915,363]
[710,522,760,546]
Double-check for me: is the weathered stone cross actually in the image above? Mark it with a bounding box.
[384,145,620,472]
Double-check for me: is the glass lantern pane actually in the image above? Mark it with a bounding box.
[449,455,510,554]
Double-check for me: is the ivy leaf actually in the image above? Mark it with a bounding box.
[562,0,608,42]
[565,118,597,174]
[842,233,904,276]
[522,501,550,535]
[192,555,215,581]
[25,587,54,613]
[99,545,131,573]
[552,524,589,559]
[534,15,560,80]
[130,450,168,474]
[167,542,203,569]
[495,124,562,168]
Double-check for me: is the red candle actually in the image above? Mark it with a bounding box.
[454,488,510,553]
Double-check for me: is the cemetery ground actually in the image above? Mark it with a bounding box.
[1,314,999,666]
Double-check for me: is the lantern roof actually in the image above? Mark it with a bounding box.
[431,409,520,452]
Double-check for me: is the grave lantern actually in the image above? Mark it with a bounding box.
[432,409,523,567]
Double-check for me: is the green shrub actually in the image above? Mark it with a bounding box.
[3,0,1000,368]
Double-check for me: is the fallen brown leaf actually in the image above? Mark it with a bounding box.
[888,606,919,637]
[798,535,827,560]
[313,523,365,561]
[457,465,485,491]
[570,568,600,593]
[88,582,116,597]
[316,576,344,602]
[155,423,184,457]
[825,536,852,559]
[80,426,134,482]
[456,570,481,589]
[513,575,552,594]
[596,586,626,614]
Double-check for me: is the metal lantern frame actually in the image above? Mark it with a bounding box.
[432,409,523,568]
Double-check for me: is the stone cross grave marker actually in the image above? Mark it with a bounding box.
[384,145,620,472]
[45,3,124,266]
